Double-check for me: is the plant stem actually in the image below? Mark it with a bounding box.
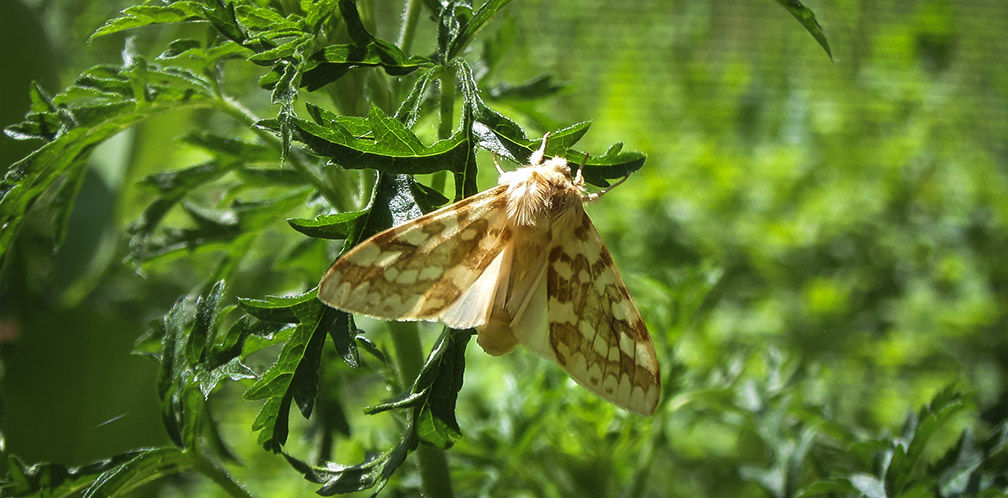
[437,65,456,141]
[193,455,256,498]
[397,0,422,54]
[388,323,454,498]
[380,16,457,496]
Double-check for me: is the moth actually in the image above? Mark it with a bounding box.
[318,135,660,415]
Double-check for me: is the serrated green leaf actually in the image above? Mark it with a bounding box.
[239,289,321,324]
[394,67,437,128]
[575,141,648,187]
[27,82,57,114]
[159,38,202,59]
[293,326,469,494]
[268,104,471,175]
[325,309,360,368]
[47,161,89,250]
[359,173,424,240]
[89,4,201,40]
[287,210,367,239]
[202,0,246,43]
[129,160,236,237]
[241,287,353,451]
[2,62,216,264]
[290,317,328,419]
[448,0,515,59]
[128,189,310,264]
[0,449,189,498]
[488,74,566,101]
[205,39,254,61]
[775,0,834,61]
[196,357,257,398]
[234,4,301,32]
[337,0,372,44]
[244,319,324,450]
[186,280,227,365]
[888,386,970,495]
[235,166,307,186]
[138,161,233,196]
[301,0,338,28]
[303,103,372,134]
[156,296,190,447]
[355,334,387,365]
[322,104,467,173]
[84,448,189,498]
[297,44,430,91]
[412,328,470,449]
[148,283,242,454]
[179,131,275,163]
[460,59,615,185]
[934,430,984,497]
[209,313,280,358]
[158,38,252,64]
[3,111,63,141]
[248,35,312,66]
[468,104,646,188]
[284,432,417,496]
[254,0,429,92]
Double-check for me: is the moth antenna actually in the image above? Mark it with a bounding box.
[573,152,590,186]
[493,152,505,175]
[530,132,551,165]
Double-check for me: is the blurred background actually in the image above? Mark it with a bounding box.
[2,0,1006,496]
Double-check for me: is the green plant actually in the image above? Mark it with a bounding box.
[4,0,1005,497]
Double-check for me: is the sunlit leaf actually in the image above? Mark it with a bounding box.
[774,0,833,61]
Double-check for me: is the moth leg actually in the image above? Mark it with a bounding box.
[582,164,631,202]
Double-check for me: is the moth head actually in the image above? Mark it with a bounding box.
[499,157,582,227]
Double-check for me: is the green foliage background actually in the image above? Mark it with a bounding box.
[1,0,1006,497]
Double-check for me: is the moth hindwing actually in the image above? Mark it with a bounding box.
[319,135,660,415]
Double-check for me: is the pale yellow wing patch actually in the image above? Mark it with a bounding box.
[545,209,660,415]
[319,185,511,324]
[439,245,511,328]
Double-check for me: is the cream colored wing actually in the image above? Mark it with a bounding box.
[319,185,511,328]
[545,208,660,415]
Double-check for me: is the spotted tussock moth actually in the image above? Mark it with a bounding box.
[318,135,660,414]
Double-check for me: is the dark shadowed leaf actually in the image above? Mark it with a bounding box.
[241,287,359,451]
[410,328,470,449]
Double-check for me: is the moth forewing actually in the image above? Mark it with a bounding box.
[318,185,511,324]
